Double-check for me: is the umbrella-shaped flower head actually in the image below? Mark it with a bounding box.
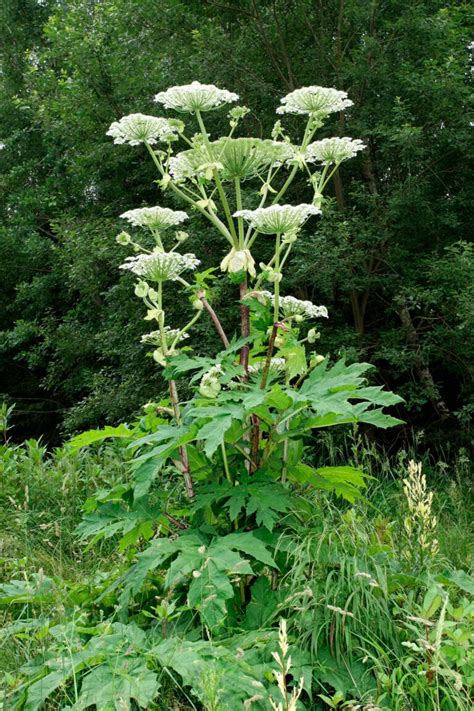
[305,137,366,165]
[107,114,183,145]
[120,251,199,282]
[154,82,239,113]
[277,86,352,117]
[121,207,188,231]
[234,204,321,235]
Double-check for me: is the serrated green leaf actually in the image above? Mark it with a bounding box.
[222,531,277,568]
[187,563,234,628]
[67,424,132,452]
[197,415,233,457]
[242,576,278,629]
[73,659,159,710]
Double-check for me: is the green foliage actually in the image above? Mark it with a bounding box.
[67,424,134,452]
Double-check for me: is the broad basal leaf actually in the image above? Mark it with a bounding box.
[73,659,159,710]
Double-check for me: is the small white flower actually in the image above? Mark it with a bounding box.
[220,248,256,277]
[121,206,188,231]
[234,204,321,235]
[277,86,353,116]
[154,81,239,113]
[305,137,366,165]
[120,251,200,282]
[106,114,183,145]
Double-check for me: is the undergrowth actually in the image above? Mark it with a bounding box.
[1,434,472,709]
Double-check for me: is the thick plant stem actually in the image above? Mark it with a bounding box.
[163,512,188,530]
[250,322,281,469]
[198,291,230,348]
[235,177,244,247]
[273,233,281,321]
[239,280,250,379]
[169,380,195,499]
[156,282,195,499]
[260,322,280,391]
[221,443,233,485]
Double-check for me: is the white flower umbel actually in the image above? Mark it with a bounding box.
[106,114,183,145]
[276,86,353,116]
[120,251,199,282]
[305,137,366,165]
[220,248,256,278]
[247,291,328,320]
[277,295,328,319]
[170,137,293,182]
[121,207,188,231]
[154,81,239,113]
[248,358,286,374]
[234,204,321,235]
[141,328,190,347]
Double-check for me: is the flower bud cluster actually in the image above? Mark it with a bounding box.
[199,364,224,399]
[220,248,256,278]
[248,358,286,375]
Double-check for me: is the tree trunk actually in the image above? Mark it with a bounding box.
[398,302,450,421]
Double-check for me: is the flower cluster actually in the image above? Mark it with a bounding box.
[278,295,328,320]
[251,292,328,320]
[141,328,189,347]
[305,137,366,165]
[234,204,321,235]
[154,81,239,113]
[276,86,353,116]
[121,207,188,231]
[199,364,224,399]
[106,114,183,145]
[119,251,199,282]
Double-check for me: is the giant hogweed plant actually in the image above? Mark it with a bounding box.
[4,84,404,710]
